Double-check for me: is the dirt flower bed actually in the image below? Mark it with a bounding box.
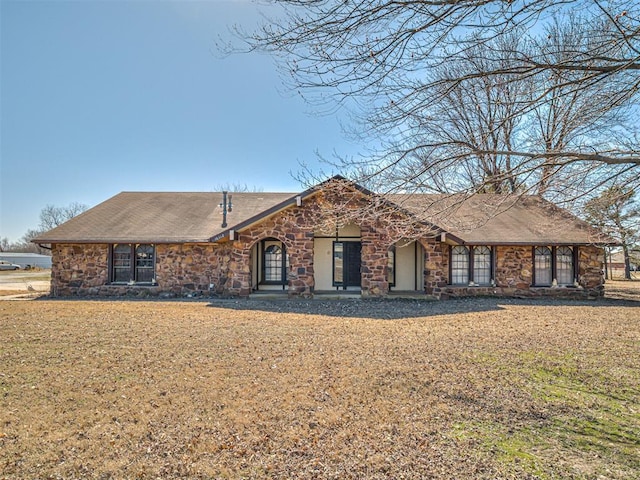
[1,297,638,479]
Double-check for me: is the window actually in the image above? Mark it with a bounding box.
[556,246,574,286]
[387,247,395,286]
[450,245,494,286]
[112,244,131,283]
[534,246,576,286]
[534,246,552,286]
[473,246,492,285]
[333,242,343,285]
[451,246,470,285]
[110,244,155,283]
[263,244,285,283]
[135,244,155,283]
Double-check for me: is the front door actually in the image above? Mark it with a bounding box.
[334,241,361,289]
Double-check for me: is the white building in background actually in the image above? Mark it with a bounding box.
[0,252,52,269]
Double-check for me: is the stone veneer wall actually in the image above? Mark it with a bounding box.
[49,226,604,300]
[222,195,411,298]
[421,238,448,297]
[227,204,316,297]
[360,222,391,297]
[50,244,109,296]
[49,242,237,297]
[155,243,234,295]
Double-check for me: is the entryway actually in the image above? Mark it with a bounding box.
[334,241,361,289]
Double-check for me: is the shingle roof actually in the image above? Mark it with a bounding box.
[385,193,607,245]
[33,185,608,245]
[33,192,296,243]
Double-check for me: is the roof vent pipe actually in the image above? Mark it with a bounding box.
[220,191,230,228]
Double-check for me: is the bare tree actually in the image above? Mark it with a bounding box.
[364,32,531,196]
[21,229,50,254]
[211,183,264,193]
[524,17,637,204]
[584,186,639,279]
[4,203,90,254]
[38,202,88,231]
[235,0,639,211]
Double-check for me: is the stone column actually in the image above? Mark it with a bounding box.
[226,239,252,296]
[285,230,315,297]
[360,223,389,297]
[578,245,605,297]
[421,239,447,298]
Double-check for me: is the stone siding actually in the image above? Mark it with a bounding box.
[48,197,605,299]
[360,222,391,297]
[49,243,235,298]
[50,244,109,296]
[421,239,448,298]
[229,204,316,297]
[155,243,234,296]
[495,245,533,291]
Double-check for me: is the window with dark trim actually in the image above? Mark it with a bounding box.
[112,244,131,283]
[135,244,155,283]
[451,246,470,285]
[387,246,396,287]
[556,246,575,285]
[263,244,286,284]
[333,242,344,285]
[534,246,552,286]
[450,245,494,286]
[533,246,576,286]
[473,246,492,285]
[110,244,155,284]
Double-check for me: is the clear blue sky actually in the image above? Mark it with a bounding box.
[1,0,358,243]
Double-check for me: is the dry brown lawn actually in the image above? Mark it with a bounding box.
[1,296,639,479]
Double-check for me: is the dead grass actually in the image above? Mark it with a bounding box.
[605,279,640,301]
[0,290,32,297]
[1,299,639,479]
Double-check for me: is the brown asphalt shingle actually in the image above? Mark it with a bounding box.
[34,192,295,243]
[386,193,606,245]
[34,188,607,245]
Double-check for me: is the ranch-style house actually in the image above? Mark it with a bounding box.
[34,177,608,299]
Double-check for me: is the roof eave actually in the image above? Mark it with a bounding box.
[33,238,217,244]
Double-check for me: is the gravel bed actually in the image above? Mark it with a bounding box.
[208,295,638,319]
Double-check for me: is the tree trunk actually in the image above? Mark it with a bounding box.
[623,244,632,280]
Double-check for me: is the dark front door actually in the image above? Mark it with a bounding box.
[334,241,361,289]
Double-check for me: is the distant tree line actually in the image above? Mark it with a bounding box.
[1,203,87,255]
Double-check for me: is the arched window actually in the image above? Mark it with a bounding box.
[263,244,286,283]
[473,246,492,285]
[534,246,552,286]
[451,246,470,285]
[556,246,574,286]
